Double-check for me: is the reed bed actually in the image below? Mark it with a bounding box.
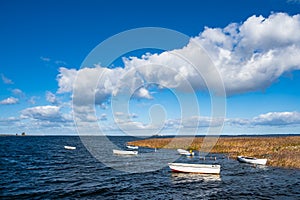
[128,136,300,169]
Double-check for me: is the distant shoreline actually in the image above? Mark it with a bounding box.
[128,136,300,169]
[1,134,300,137]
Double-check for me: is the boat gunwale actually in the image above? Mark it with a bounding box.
[113,149,138,155]
[168,162,220,169]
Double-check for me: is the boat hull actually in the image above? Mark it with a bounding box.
[126,145,139,150]
[177,149,194,156]
[168,163,220,174]
[113,149,138,155]
[237,156,267,165]
[64,146,76,150]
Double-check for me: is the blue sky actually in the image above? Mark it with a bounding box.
[1,0,300,135]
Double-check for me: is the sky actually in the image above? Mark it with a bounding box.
[1,0,300,135]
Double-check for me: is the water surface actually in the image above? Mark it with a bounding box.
[1,136,299,199]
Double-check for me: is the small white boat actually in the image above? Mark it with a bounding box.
[113,149,138,155]
[177,149,194,156]
[64,146,76,150]
[168,163,221,174]
[126,145,139,150]
[237,156,267,165]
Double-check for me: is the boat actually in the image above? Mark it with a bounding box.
[237,156,267,165]
[113,149,138,155]
[64,146,76,150]
[168,163,221,174]
[126,145,139,150]
[177,149,194,156]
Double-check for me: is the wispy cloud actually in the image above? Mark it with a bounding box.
[27,96,38,105]
[11,88,25,97]
[1,74,14,84]
[107,111,300,133]
[40,56,51,62]
[287,0,300,4]
[0,117,20,126]
[40,56,68,67]
[55,60,67,66]
[100,113,107,121]
[0,97,19,105]
[229,111,300,126]
[46,91,58,104]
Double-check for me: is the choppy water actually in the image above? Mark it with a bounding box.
[1,136,299,199]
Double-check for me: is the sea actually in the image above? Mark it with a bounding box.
[1,136,299,199]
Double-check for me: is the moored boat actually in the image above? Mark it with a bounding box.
[126,145,139,150]
[168,163,221,174]
[237,156,267,165]
[64,146,76,150]
[113,149,138,155]
[177,149,194,156]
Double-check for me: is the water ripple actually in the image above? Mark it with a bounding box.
[0,136,299,199]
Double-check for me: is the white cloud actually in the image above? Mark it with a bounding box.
[12,88,22,95]
[0,97,19,105]
[114,112,124,116]
[53,13,300,134]
[72,105,98,122]
[46,91,57,104]
[113,112,139,122]
[57,66,125,105]
[57,13,300,103]
[55,60,67,65]
[100,113,107,121]
[0,117,20,126]
[21,105,69,122]
[130,113,138,118]
[40,56,50,62]
[134,87,153,99]
[56,67,78,93]
[118,111,300,132]
[1,74,13,84]
[226,118,250,126]
[164,116,224,130]
[115,120,148,130]
[28,96,38,105]
[198,12,300,95]
[228,111,300,126]
[287,0,300,4]
[99,103,108,109]
[11,88,25,97]
[112,111,300,134]
[252,111,300,126]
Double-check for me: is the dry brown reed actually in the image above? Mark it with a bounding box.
[128,136,300,169]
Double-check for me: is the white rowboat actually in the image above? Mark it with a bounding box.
[113,149,138,155]
[237,156,267,165]
[64,146,76,150]
[177,149,194,156]
[168,163,221,174]
[126,145,139,150]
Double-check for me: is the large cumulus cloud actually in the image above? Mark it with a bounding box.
[57,13,300,105]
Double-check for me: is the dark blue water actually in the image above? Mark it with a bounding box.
[1,136,300,199]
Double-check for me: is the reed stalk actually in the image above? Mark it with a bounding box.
[128,136,300,169]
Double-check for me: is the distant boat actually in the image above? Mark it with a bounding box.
[177,149,194,156]
[168,163,221,174]
[113,149,138,155]
[64,146,76,150]
[237,156,267,165]
[126,145,139,150]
